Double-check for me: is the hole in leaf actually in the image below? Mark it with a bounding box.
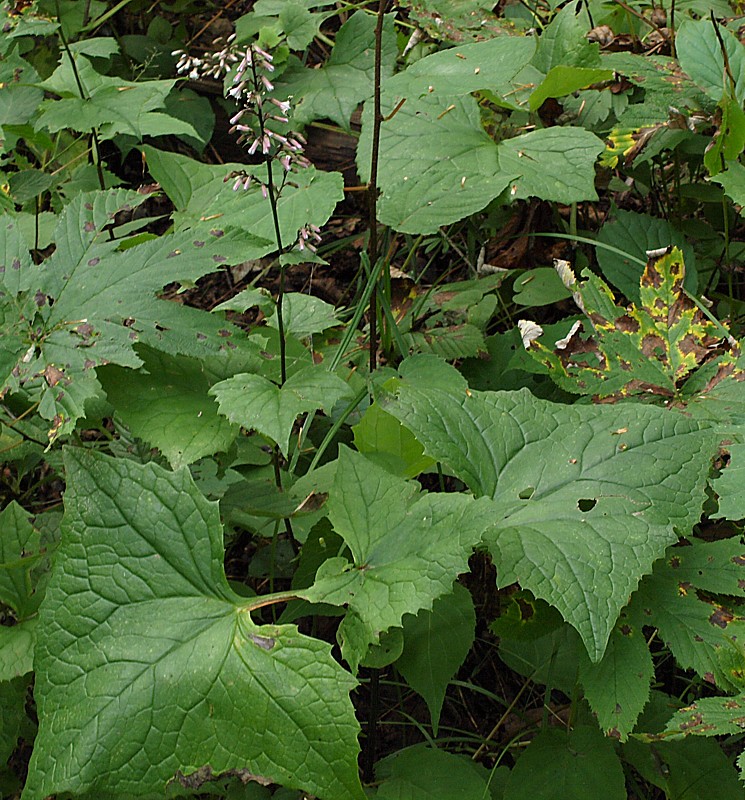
[518,487,534,500]
[578,498,597,512]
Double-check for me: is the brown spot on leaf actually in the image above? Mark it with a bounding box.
[84,221,95,232]
[88,257,100,266]
[709,606,734,628]
[210,228,225,237]
[44,365,65,386]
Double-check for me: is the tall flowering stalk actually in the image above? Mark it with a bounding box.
[173,36,319,385]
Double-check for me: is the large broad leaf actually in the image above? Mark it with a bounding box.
[383,385,716,660]
[497,127,604,204]
[358,37,602,233]
[530,3,600,73]
[505,726,626,800]
[676,18,745,106]
[302,447,492,671]
[24,449,364,800]
[0,190,263,440]
[98,347,243,469]
[143,146,343,252]
[275,10,397,130]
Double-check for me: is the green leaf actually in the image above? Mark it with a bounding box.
[631,538,745,691]
[211,365,353,456]
[376,745,496,799]
[266,293,341,338]
[276,11,397,130]
[0,501,42,619]
[579,607,654,741]
[677,18,745,106]
[279,3,322,50]
[353,403,436,479]
[529,65,613,110]
[302,448,491,671]
[1,190,265,440]
[24,449,364,800]
[396,583,475,734]
[0,619,36,680]
[36,54,198,141]
[597,210,697,301]
[512,267,571,306]
[99,348,242,469]
[530,4,600,73]
[711,160,745,208]
[497,127,605,204]
[143,147,343,254]
[0,676,28,767]
[713,442,745,520]
[359,91,511,234]
[383,385,716,660]
[505,726,626,800]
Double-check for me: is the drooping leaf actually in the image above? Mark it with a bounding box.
[396,583,476,734]
[275,11,397,130]
[99,347,243,469]
[210,364,353,456]
[24,448,364,800]
[302,447,492,671]
[521,248,733,400]
[504,726,626,800]
[383,385,716,660]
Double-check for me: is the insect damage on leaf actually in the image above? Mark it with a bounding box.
[518,247,742,402]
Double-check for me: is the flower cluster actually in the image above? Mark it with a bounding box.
[173,35,318,254]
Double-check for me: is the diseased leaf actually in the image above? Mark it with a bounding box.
[24,449,364,800]
[302,448,491,671]
[383,385,716,660]
[664,694,745,738]
[631,537,745,691]
[0,190,264,440]
[396,584,476,734]
[521,248,733,400]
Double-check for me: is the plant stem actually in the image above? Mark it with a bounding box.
[367,0,388,374]
[363,668,381,783]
